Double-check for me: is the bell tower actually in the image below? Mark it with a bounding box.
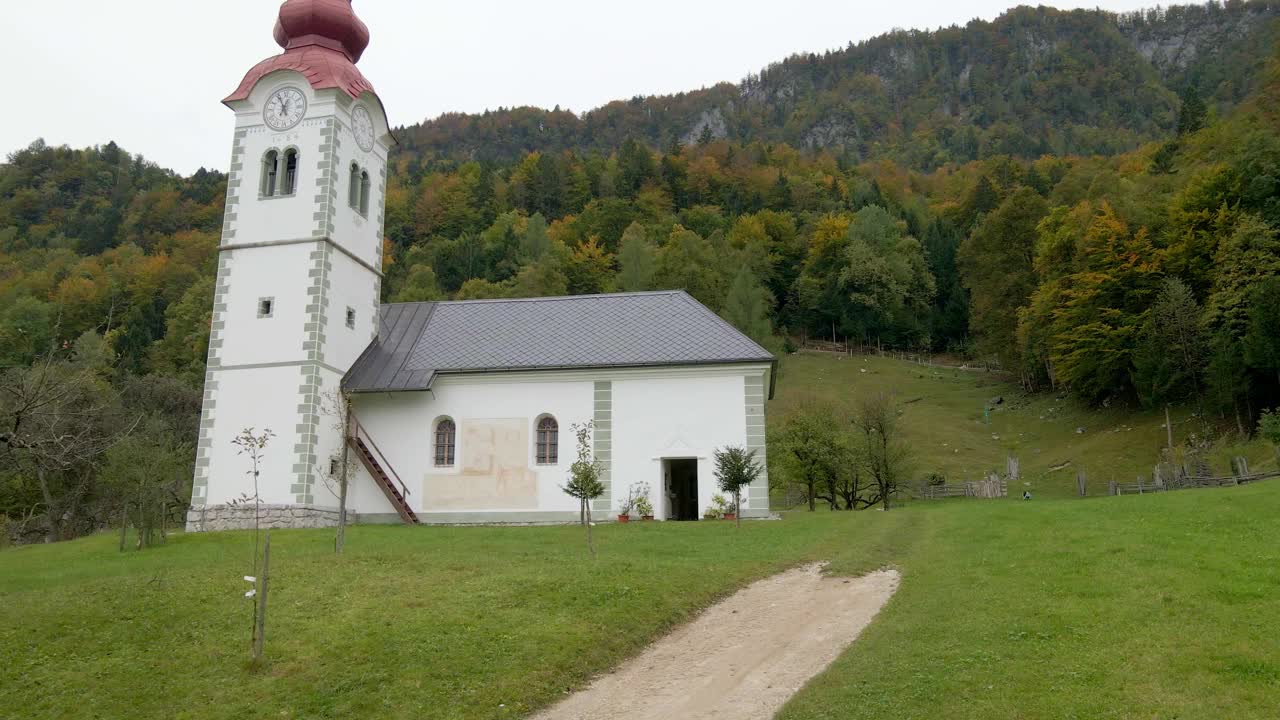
[188,0,392,530]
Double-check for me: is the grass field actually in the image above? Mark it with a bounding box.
[4,354,1279,718]
[4,483,1280,719]
[771,351,1278,498]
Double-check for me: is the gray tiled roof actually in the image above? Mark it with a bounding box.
[342,291,775,394]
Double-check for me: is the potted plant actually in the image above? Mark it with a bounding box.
[636,495,654,521]
[624,482,653,521]
[704,494,731,520]
[722,496,738,522]
[617,485,639,523]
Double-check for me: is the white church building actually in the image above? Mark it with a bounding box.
[188,0,775,531]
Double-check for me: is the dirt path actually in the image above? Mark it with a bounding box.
[531,564,900,720]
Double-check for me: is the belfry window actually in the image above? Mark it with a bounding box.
[359,170,371,216]
[348,163,361,209]
[261,150,279,197]
[283,149,299,195]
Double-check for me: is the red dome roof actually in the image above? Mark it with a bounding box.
[225,0,374,104]
[274,0,370,63]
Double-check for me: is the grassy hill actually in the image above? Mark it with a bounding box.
[4,482,1279,718]
[771,351,1278,498]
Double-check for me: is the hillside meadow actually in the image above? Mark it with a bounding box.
[770,351,1278,499]
[4,478,1279,718]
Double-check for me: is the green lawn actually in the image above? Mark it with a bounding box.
[771,352,1278,498]
[5,354,1278,718]
[5,484,1280,718]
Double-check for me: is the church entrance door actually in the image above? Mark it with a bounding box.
[665,458,699,521]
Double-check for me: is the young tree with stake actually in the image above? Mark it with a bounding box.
[714,446,761,528]
[561,421,605,556]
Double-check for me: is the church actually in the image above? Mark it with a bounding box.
[188,0,775,531]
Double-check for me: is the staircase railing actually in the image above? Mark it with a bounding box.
[347,410,418,523]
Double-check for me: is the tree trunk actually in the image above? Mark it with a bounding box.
[1165,404,1174,451]
[807,481,816,512]
[735,490,741,530]
[336,439,350,554]
[585,503,596,558]
[36,468,58,543]
[118,503,128,553]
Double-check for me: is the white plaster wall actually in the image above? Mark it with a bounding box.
[345,364,772,522]
[349,376,595,519]
[203,365,307,506]
[216,243,313,367]
[611,373,751,520]
[322,251,380,372]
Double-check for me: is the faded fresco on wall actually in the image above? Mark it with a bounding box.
[423,418,538,509]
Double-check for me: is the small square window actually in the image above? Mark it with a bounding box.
[258,297,274,318]
[345,307,356,329]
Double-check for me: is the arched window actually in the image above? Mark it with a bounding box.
[261,150,279,197]
[359,170,371,216]
[535,416,558,465]
[282,149,299,195]
[348,163,361,209]
[434,418,456,467]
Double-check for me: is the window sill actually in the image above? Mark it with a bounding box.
[259,193,298,201]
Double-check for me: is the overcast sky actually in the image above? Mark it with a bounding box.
[2,0,1156,175]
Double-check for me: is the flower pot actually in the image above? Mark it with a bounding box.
[617,514,631,523]
[723,512,737,521]
[641,515,654,521]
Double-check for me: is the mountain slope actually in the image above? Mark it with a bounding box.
[399,2,1279,168]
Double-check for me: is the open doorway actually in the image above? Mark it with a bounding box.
[665,458,699,521]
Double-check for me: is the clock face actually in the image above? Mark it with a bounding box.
[264,87,307,131]
[352,105,375,152]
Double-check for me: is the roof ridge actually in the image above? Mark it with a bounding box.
[420,290,682,308]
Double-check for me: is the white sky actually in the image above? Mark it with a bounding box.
[2,0,1155,175]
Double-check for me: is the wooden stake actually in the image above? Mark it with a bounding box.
[252,532,271,665]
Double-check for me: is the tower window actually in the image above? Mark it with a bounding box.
[434,418,456,467]
[283,149,299,195]
[346,307,356,329]
[257,297,274,318]
[348,163,361,209]
[359,170,371,216]
[261,150,279,197]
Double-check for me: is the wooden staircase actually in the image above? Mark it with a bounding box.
[347,413,419,524]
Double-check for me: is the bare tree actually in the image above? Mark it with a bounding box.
[0,334,136,541]
[853,392,910,511]
[231,427,273,662]
[320,389,357,554]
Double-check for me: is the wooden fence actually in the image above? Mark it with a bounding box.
[919,475,1008,500]
[1110,469,1280,496]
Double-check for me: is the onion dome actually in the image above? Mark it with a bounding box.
[274,0,370,63]
[226,0,374,104]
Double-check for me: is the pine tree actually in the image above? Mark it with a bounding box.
[1177,85,1207,136]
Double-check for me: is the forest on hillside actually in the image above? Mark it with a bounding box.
[1,1,1279,542]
